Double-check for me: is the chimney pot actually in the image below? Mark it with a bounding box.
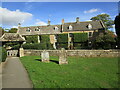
[62,19,64,24]
[76,17,79,23]
[18,23,21,27]
[48,20,51,26]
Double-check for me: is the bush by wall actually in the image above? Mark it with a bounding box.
[12,44,20,50]
[73,33,88,42]
[0,47,7,62]
[74,43,88,49]
[57,43,68,49]
[22,43,53,50]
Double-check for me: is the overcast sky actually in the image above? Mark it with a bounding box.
[0,2,119,32]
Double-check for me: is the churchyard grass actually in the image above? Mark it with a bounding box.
[20,56,118,88]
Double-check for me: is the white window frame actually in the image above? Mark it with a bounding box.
[54,26,59,30]
[88,24,92,29]
[69,25,73,30]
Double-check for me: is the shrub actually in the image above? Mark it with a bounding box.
[0,47,7,62]
[25,35,38,43]
[40,35,50,43]
[57,34,68,43]
[22,43,54,50]
[73,33,88,42]
[57,43,68,49]
[12,44,20,50]
[74,42,88,49]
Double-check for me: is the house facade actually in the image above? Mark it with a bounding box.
[17,17,105,49]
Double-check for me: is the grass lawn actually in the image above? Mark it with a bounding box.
[20,56,119,88]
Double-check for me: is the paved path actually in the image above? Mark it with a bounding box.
[2,57,33,88]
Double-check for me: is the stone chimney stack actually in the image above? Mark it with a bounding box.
[48,19,51,26]
[62,19,64,24]
[18,23,21,27]
[76,17,79,23]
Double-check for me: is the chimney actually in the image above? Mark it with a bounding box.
[62,19,64,24]
[18,23,21,27]
[76,17,79,23]
[48,19,51,26]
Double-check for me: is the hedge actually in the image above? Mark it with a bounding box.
[57,34,68,43]
[0,47,7,62]
[40,35,50,43]
[25,35,38,43]
[73,33,88,42]
[57,43,68,49]
[74,43,88,49]
[12,44,20,50]
[22,43,53,50]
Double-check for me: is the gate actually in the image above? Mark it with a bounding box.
[7,50,19,57]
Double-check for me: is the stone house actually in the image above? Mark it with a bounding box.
[17,17,105,49]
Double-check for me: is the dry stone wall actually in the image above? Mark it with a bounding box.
[24,49,120,57]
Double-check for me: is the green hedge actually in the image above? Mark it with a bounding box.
[57,34,68,43]
[73,33,88,42]
[40,35,50,43]
[74,43,88,49]
[12,44,20,50]
[25,35,38,43]
[22,43,53,50]
[57,43,68,49]
[0,47,7,62]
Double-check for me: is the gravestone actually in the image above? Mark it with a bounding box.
[59,48,68,65]
[41,50,49,63]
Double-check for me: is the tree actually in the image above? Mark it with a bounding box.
[91,14,114,29]
[0,27,5,37]
[114,14,120,48]
[93,30,116,49]
[8,28,18,33]
[114,14,120,37]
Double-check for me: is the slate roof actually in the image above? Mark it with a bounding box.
[18,25,62,36]
[0,33,25,42]
[62,20,105,32]
[17,20,105,35]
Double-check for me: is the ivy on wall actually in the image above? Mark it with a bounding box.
[40,35,50,43]
[57,34,68,43]
[73,33,88,42]
[25,35,38,43]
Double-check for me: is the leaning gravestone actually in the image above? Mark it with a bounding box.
[59,48,68,65]
[41,50,49,63]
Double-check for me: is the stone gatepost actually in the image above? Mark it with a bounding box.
[19,48,24,57]
[41,50,49,63]
[59,48,68,65]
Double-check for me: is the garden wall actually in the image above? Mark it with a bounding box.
[24,49,120,57]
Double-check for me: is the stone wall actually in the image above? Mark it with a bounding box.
[24,49,120,57]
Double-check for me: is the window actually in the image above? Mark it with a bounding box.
[89,32,92,37]
[69,25,73,30]
[35,27,40,31]
[88,24,92,29]
[54,26,59,30]
[26,28,31,32]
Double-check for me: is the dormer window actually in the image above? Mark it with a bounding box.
[35,27,40,31]
[26,28,31,32]
[69,25,73,30]
[88,24,92,29]
[54,26,59,30]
